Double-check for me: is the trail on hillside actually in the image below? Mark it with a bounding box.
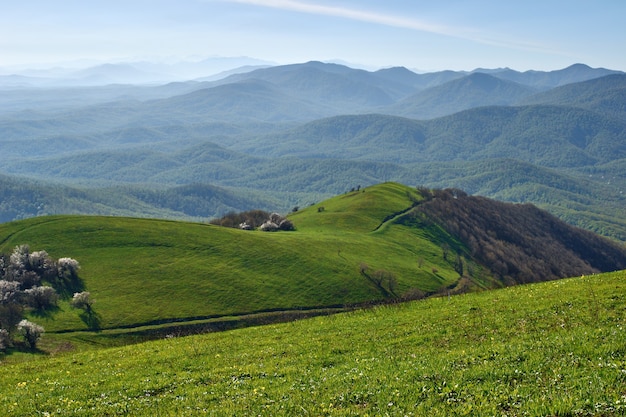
[372,204,418,232]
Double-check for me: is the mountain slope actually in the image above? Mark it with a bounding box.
[408,188,626,285]
[146,78,335,122]
[234,107,626,167]
[386,73,536,119]
[219,61,405,107]
[406,158,626,241]
[244,114,427,161]
[519,73,626,119]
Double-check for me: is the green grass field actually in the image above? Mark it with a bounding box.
[0,183,464,336]
[1,271,624,416]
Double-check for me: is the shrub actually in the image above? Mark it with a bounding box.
[0,280,21,304]
[70,291,94,312]
[29,250,56,280]
[212,210,296,232]
[371,269,398,296]
[401,287,426,301]
[259,221,279,232]
[0,303,24,335]
[9,244,30,274]
[278,219,295,231]
[17,319,44,349]
[57,257,80,279]
[211,210,271,229]
[25,286,59,311]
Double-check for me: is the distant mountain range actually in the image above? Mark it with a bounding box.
[0,61,624,241]
[0,57,275,87]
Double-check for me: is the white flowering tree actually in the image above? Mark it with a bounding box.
[70,291,93,312]
[259,213,295,232]
[0,245,87,351]
[57,257,80,279]
[17,319,44,349]
[70,291,100,331]
[24,286,59,311]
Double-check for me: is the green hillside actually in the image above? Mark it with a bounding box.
[0,183,463,335]
[2,270,624,416]
[1,182,623,348]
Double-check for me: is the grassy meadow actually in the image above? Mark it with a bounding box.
[1,271,624,416]
[0,183,463,336]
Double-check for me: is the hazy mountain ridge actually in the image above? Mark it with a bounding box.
[0,61,624,241]
[0,57,275,87]
[520,73,626,120]
[385,72,538,119]
[486,63,623,89]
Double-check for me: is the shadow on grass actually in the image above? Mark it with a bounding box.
[79,309,102,332]
[52,274,86,299]
[1,340,49,358]
[30,304,61,319]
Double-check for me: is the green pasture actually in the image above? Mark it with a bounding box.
[0,183,461,334]
[1,271,624,416]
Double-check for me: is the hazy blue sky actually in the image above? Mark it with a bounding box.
[1,0,624,71]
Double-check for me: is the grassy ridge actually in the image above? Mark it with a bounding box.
[0,183,461,333]
[1,271,624,416]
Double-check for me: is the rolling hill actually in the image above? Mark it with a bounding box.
[0,183,623,339]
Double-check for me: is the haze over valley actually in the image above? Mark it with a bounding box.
[1,60,625,241]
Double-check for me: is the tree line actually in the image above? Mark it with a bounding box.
[409,188,626,285]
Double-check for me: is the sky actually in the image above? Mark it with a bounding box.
[1,0,625,72]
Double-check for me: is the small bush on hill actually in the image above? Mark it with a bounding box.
[210,210,271,229]
[211,210,295,231]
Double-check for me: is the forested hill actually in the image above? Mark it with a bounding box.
[406,188,626,285]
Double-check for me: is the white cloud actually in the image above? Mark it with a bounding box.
[225,0,458,36]
[220,0,560,55]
